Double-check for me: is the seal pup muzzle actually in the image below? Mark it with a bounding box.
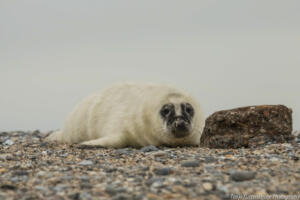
[160,102,195,138]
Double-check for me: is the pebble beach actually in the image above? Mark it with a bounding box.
[0,131,300,200]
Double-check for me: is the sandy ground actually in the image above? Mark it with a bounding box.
[0,131,300,200]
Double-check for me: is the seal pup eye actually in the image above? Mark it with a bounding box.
[185,103,194,116]
[162,108,170,116]
[160,104,174,117]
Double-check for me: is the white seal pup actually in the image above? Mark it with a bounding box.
[47,83,205,148]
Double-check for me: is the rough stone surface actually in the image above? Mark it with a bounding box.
[200,105,293,148]
[0,130,300,200]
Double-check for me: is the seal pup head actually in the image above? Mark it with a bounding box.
[160,102,194,138]
[159,93,197,140]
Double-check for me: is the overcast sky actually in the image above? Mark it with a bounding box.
[1,0,299,131]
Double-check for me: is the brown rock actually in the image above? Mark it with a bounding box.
[200,105,293,148]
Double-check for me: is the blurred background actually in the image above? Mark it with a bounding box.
[1,0,299,131]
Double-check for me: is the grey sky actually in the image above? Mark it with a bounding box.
[1,0,299,131]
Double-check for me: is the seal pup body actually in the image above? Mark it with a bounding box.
[47,83,204,148]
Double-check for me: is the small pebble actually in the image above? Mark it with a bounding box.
[79,160,94,166]
[217,185,229,194]
[36,171,47,177]
[115,148,133,155]
[145,177,165,186]
[61,175,74,181]
[112,194,131,200]
[3,139,14,146]
[205,156,217,163]
[79,192,92,200]
[34,186,48,194]
[53,184,69,192]
[106,185,126,196]
[181,160,200,167]
[0,184,17,190]
[13,170,29,176]
[0,154,13,161]
[152,151,168,158]
[203,182,213,191]
[230,171,256,182]
[154,167,173,176]
[68,193,80,200]
[140,145,159,152]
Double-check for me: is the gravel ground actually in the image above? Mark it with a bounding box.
[0,131,300,200]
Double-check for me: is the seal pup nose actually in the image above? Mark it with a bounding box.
[175,119,188,130]
[171,117,190,138]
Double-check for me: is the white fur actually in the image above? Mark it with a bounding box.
[47,83,205,148]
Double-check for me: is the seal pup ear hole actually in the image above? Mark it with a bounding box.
[160,104,175,118]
